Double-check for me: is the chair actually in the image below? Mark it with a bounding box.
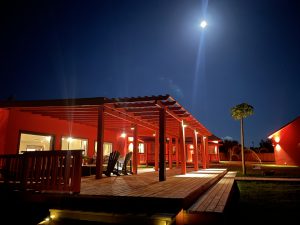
[114,151,133,175]
[103,151,120,177]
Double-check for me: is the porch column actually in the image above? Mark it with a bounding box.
[154,132,159,171]
[159,107,166,181]
[96,105,104,179]
[193,130,199,171]
[133,125,138,174]
[168,137,173,169]
[179,121,186,174]
[175,138,179,167]
[205,136,210,168]
[201,136,207,169]
[216,145,220,162]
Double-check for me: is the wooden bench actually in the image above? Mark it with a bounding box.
[183,171,238,224]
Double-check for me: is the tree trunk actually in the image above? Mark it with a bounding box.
[240,118,246,175]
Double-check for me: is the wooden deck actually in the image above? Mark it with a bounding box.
[55,167,229,215]
[80,167,227,200]
[2,167,231,224]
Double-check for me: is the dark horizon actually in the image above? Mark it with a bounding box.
[1,0,300,147]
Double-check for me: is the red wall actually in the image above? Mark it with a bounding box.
[1,109,125,157]
[271,118,300,166]
[0,109,9,154]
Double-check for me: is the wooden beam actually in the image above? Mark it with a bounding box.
[126,108,159,113]
[201,136,207,169]
[155,132,159,171]
[175,138,179,167]
[133,111,159,116]
[107,94,170,103]
[179,121,186,175]
[193,130,199,171]
[114,102,156,108]
[168,137,173,169]
[159,108,166,181]
[132,125,138,174]
[96,106,104,179]
[104,105,157,131]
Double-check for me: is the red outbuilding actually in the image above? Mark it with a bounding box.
[268,116,300,166]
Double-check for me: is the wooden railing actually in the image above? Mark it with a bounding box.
[0,150,82,193]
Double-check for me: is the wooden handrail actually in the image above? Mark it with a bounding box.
[0,150,82,193]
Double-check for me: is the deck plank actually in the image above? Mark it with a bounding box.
[187,171,237,213]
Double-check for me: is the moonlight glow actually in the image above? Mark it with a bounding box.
[200,20,208,28]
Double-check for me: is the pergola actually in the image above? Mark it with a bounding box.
[1,95,211,181]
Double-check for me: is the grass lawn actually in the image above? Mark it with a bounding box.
[226,181,300,225]
[215,161,300,177]
[208,161,300,224]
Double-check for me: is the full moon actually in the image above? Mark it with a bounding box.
[200,20,208,28]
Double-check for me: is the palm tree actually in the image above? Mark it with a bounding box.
[231,103,254,175]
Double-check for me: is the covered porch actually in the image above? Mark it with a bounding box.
[0,95,212,183]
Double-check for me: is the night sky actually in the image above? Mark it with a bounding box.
[1,0,300,147]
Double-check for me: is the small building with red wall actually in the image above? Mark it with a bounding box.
[268,116,300,166]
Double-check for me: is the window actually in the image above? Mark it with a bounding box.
[61,137,88,155]
[95,141,113,157]
[138,143,145,153]
[19,132,53,154]
[208,145,217,154]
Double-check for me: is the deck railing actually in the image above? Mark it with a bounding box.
[0,150,82,193]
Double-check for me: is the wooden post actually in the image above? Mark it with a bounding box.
[168,137,173,169]
[216,144,220,162]
[96,105,104,179]
[175,138,179,168]
[159,108,166,181]
[193,130,198,171]
[205,136,209,168]
[201,136,207,169]
[179,121,186,174]
[133,125,138,174]
[155,132,159,171]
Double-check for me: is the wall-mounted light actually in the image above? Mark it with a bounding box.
[120,132,126,138]
[128,137,134,142]
[275,144,281,151]
[67,137,73,143]
[274,136,280,143]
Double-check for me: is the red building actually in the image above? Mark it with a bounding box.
[0,95,219,180]
[268,116,300,166]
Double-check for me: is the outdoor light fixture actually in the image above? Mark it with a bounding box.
[274,136,280,143]
[120,132,126,138]
[128,137,134,142]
